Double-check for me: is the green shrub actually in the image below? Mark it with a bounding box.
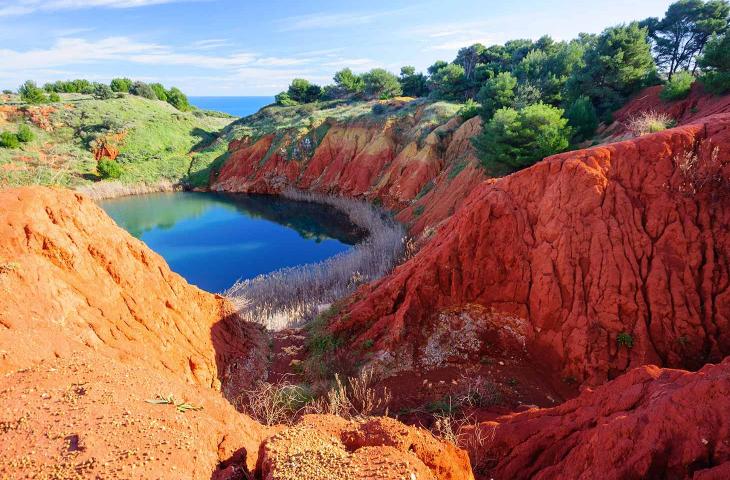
[150,83,168,101]
[457,98,481,120]
[97,159,123,179]
[110,77,132,93]
[399,66,429,97]
[476,72,517,121]
[371,103,387,115]
[0,131,20,148]
[16,124,34,143]
[19,80,48,104]
[48,92,61,102]
[130,81,156,100]
[362,68,402,99]
[429,63,467,100]
[333,68,365,94]
[166,87,191,111]
[617,332,634,348]
[285,78,322,104]
[275,91,298,106]
[565,95,598,142]
[660,71,694,101]
[472,103,571,175]
[93,83,114,100]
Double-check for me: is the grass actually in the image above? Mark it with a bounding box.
[0,93,232,189]
[625,110,675,137]
[145,393,203,413]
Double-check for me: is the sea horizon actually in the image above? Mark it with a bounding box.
[189,95,275,117]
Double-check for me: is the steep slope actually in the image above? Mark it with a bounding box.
[213,99,487,236]
[329,113,730,386]
[463,358,730,479]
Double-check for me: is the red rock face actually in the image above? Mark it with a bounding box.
[332,114,730,386]
[213,112,487,236]
[464,358,730,479]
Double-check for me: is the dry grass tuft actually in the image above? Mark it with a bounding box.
[625,110,675,137]
[674,146,726,196]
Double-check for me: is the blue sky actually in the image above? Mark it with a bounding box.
[0,0,676,95]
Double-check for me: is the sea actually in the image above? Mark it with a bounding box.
[188,96,274,118]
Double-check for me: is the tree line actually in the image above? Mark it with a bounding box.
[13,78,191,112]
[275,0,730,175]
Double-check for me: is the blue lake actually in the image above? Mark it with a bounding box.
[100,192,362,293]
[189,96,274,117]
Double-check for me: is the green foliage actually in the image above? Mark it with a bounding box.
[333,68,365,94]
[399,66,429,97]
[275,91,299,106]
[130,81,156,100]
[476,72,517,120]
[568,22,657,116]
[429,63,468,100]
[150,83,168,101]
[285,78,322,104]
[93,83,115,100]
[166,87,191,111]
[642,0,730,78]
[473,103,571,175]
[43,79,94,94]
[617,332,634,348]
[514,39,586,104]
[19,80,48,104]
[362,68,402,99]
[16,124,34,143]
[457,98,481,120]
[448,160,468,180]
[110,78,132,93]
[660,70,695,100]
[97,159,123,179]
[565,96,599,141]
[48,92,61,102]
[0,131,20,148]
[699,33,730,93]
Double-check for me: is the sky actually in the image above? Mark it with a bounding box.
[0,0,677,96]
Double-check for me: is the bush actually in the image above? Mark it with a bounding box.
[457,99,481,120]
[371,103,387,115]
[362,68,402,99]
[18,80,48,104]
[129,81,156,100]
[110,78,132,93]
[472,103,571,175]
[150,83,168,101]
[48,92,61,102]
[286,79,322,104]
[333,68,365,94]
[660,71,694,101]
[166,87,191,111]
[275,91,299,106]
[565,96,599,142]
[399,66,429,97]
[476,72,517,121]
[626,110,675,136]
[616,332,634,348]
[97,159,123,179]
[699,34,730,94]
[16,124,34,143]
[429,63,467,100]
[0,131,20,148]
[93,83,115,100]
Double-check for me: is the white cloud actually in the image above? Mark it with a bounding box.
[0,0,199,16]
[276,7,411,32]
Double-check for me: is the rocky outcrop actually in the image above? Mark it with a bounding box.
[464,358,730,479]
[331,114,730,386]
[213,106,487,236]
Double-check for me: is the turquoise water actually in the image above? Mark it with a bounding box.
[100,192,362,293]
[189,96,274,117]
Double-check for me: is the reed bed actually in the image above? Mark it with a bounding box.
[76,180,182,200]
[226,189,406,331]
